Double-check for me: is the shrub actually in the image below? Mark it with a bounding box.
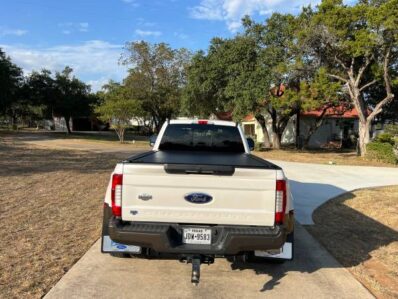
[384,124,398,136]
[255,142,263,151]
[374,133,395,145]
[366,142,397,164]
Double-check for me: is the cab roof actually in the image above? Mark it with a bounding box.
[169,119,237,127]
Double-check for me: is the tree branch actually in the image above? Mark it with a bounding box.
[334,55,349,71]
[355,55,372,87]
[327,73,348,83]
[366,47,394,123]
[359,79,377,92]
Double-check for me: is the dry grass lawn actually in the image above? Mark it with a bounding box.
[0,138,126,298]
[255,149,397,167]
[306,186,398,299]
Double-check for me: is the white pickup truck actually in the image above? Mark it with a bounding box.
[101,119,294,284]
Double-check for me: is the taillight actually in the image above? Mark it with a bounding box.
[275,179,287,225]
[197,120,208,125]
[111,174,123,217]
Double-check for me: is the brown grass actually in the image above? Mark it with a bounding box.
[306,186,398,299]
[255,148,397,167]
[0,139,127,298]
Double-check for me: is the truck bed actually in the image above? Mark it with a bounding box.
[125,150,281,170]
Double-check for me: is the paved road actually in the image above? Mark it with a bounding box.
[273,160,398,224]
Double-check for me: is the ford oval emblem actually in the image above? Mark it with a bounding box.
[184,193,213,204]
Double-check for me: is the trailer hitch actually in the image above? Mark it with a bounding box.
[183,255,214,286]
[191,257,201,285]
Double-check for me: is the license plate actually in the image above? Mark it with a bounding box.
[182,228,211,245]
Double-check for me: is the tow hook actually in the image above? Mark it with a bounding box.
[184,255,214,286]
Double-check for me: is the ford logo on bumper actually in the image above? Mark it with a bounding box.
[184,193,213,204]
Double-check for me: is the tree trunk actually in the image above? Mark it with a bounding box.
[64,116,72,134]
[358,120,370,157]
[120,128,125,143]
[272,133,281,149]
[255,114,271,148]
[304,117,326,149]
[295,111,301,149]
[115,127,125,143]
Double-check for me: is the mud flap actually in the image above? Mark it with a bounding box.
[254,242,293,260]
[254,232,294,260]
[101,203,141,254]
[102,235,141,254]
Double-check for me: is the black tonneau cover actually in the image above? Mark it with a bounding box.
[124,151,281,170]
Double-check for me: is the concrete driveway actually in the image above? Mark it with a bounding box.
[43,154,398,298]
[272,160,398,224]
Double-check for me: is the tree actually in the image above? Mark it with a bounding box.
[184,36,273,147]
[52,67,93,134]
[243,13,317,149]
[301,0,398,156]
[122,41,191,132]
[0,48,23,126]
[95,81,142,143]
[23,69,56,126]
[298,68,347,147]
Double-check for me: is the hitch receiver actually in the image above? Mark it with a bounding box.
[191,257,201,286]
[184,255,214,286]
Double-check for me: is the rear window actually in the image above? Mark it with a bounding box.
[159,124,245,153]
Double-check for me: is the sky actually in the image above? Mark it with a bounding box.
[0,0,354,91]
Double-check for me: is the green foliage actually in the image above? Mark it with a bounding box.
[0,48,23,118]
[374,133,395,145]
[95,82,141,143]
[366,142,397,164]
[23,67,93,133]
[384,124,398,136]
[122,41,191,131]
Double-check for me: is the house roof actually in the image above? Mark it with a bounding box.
[215,111,233,121]
[242,114,255,122]
[301,106,362,119]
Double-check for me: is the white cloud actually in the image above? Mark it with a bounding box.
[190,0,322,32]
[87,77,111,92]
[121,0,140,7]
[0,27,28,37]
[58,22,89,34]
[135,29,162,37]
[0,40,127,92]
[174,32,189,40]
[79,22,89,32]
[189,0,224,20]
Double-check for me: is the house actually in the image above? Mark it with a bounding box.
[239,107,363,149]
[241,114,296,146]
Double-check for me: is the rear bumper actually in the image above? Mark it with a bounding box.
[102,205,287,255]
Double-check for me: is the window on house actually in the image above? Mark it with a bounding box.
[244,124,255,137]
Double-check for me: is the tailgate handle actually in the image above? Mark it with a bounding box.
[164,164,235,176]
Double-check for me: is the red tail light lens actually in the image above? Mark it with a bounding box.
[111,174,123,217]
[275,180,287,225]
[197,120,208,125]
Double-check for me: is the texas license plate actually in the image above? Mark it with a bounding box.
[182,228,211,245]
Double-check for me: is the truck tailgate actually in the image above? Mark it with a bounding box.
[121,164,277,226]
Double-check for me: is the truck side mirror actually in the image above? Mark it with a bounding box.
[149,134,158,147]
[246,137,255,151]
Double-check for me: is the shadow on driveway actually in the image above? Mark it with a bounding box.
[230,181,398,295]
